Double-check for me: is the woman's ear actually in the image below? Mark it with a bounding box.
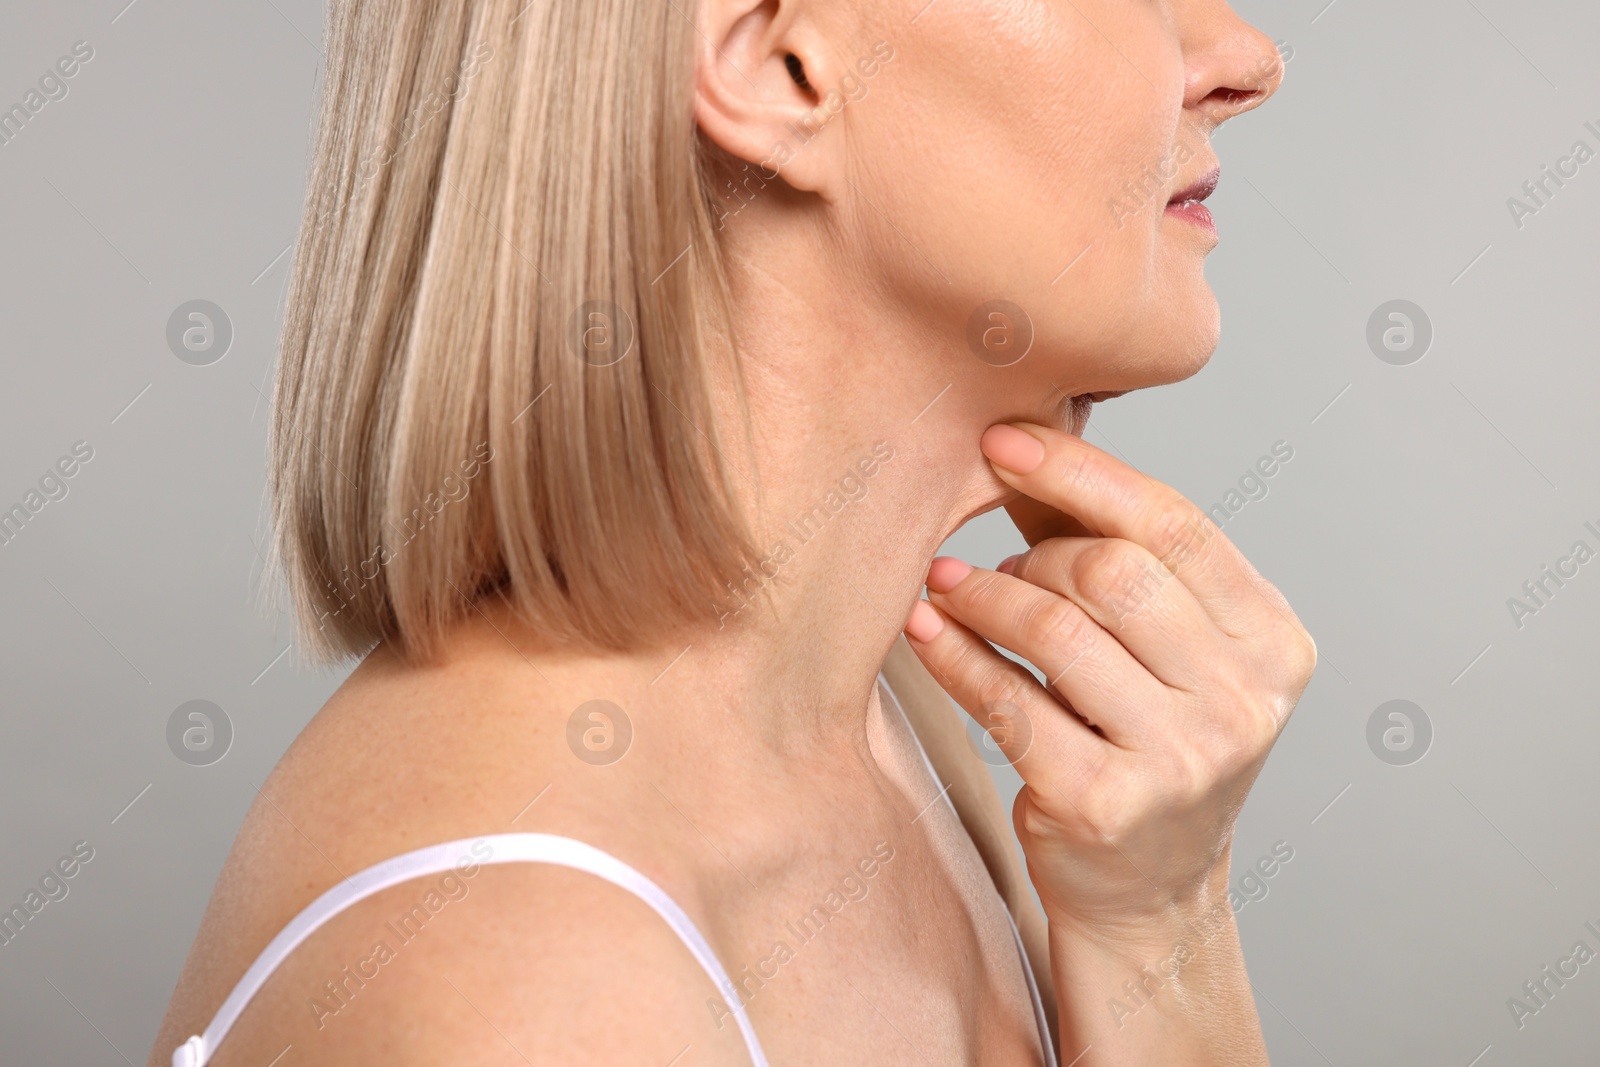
[693,0,846,196]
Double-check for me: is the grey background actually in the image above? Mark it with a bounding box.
[1,0,1596,1064]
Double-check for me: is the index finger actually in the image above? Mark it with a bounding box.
[1002,492,1095,545]
[980,421,1298,641]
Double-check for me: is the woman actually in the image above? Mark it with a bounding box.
[150,0,1311,1063]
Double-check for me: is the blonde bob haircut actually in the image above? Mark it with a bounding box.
[268,0,765,664]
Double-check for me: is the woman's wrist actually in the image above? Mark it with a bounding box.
[1037,848,1237,953]
[1043,890,1240,991]
[1039,864,1267,1067]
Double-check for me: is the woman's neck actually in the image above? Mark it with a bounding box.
[437,232,1076,762]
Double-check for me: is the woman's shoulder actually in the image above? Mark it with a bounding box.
[148,646,737,1066]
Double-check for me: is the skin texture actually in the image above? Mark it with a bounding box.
[148,0,1297,1064]
[881,634,1058,1039]
[909,423,1315,1063]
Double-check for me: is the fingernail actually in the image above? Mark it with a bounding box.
[996,554,1021,576]
[981,424,1045,474]
[904,600,945,642]
[926,556,973,594]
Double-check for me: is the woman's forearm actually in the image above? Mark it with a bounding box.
[1044,867,1267,1067]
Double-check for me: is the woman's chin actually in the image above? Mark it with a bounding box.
[1150,286,1222,385]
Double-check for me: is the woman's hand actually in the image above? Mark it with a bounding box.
[903,420,1315,952]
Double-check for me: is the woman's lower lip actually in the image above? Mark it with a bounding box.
[1165,200,1216,236]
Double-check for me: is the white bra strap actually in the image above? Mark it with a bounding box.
[172,833,769,1067]
[1004,908,1058,1067]
[876,671,1057,1066]
[876,670,958,820]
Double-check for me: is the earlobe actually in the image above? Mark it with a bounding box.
[692,0,842,196]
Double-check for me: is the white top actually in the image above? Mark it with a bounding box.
[171,672,1054,1066]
